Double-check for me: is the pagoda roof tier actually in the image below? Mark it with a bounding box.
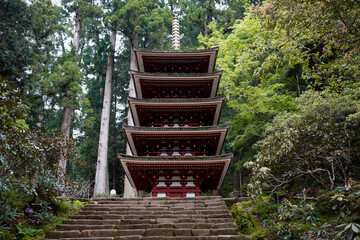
[123,124,230,157]
[130,70,222,99]
[134,47,219,73]
[118,153,233,192]
[128,96,225,127]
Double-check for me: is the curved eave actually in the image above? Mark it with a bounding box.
[128,96,225,126]
[134,47,219,73]
[123,124,230,157]
[118,153,233,191]
[130,70,222,99]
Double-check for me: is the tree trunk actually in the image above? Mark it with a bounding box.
[239,169,243,197]
[112,160,116,190]
[58,8,82,176]
[73,9,82,56]
[232,171,240,190]
[58,106,72,175]
[112,81,118,191]
[95,31,104,96]
[203,19,208,37]
[123,33,139,198]
[93,30,116,196]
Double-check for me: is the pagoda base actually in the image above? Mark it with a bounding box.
[152,185,201,198]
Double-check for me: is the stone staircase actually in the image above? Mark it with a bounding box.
[45,196,241,240]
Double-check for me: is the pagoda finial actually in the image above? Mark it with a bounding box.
[172,11,180,51]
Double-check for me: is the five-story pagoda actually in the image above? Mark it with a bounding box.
[118,16,233,198]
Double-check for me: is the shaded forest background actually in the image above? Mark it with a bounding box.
[1,0,360,238]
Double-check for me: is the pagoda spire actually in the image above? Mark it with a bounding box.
[172,12,180,51]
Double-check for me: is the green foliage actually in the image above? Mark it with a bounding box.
[0,0,61,84]
[200,17,298,172]
[44,54,84,110]
[177,0,246,48]
[316,181,360,240]
[231,202,257,234]
[251,0,360,87]
[230,199,273,239]
[57,199,87,212]
[0,76,81,239]
[110,0,172,49]
[0,198,86,240]
[229,196,353,239]
[246,90,360,195]
[278,199,317,225]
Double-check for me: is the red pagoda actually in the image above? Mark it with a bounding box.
[118,18,232,198]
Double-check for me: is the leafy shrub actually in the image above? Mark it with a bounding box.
[0,76,81,237]
[316,181,360,240]
[231,202,256,234]
[231,200,272,239]
[246,91,360,195]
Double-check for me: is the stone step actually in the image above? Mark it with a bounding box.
[46,197,240,240]
[58,222,237,231]
[45,238,114,240]
[58,224,116,230]
[75,210,231,219]
[92,196,221,202]
[46,229,147,238]
[84,204,226,209]
[123,236,242,240]
[45,229,238,239]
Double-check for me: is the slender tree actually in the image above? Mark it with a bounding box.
[94,30,116,196]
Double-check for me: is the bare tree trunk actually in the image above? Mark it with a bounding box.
[112,161,116,190]
[58,8,82,176]
[124,33,139,198]
[73,10,82,56]
[232,171,239,189]
[296,72,301,97]
[112,82,118,191]
[93,30,116,196]
[203,19,208,37]
[58,106,72,175]
[239,169,243,197]
[95,32,104,96]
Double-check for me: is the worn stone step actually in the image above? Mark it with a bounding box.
[115,224,152,229]
[114,236,143,240]
[177,218,205,223]
[142,237,199,240]
[45,238,114,240]
[217,236,243,240]
[210,228,238,235]
[79,229,118,238]
[121,219,157,225]
[92,196,221,204]
[145,228,174,236]
[206,213,232,219]
[174,228,193,236]
[195,210,229,215]
[192,229,211,236]
[58,224,116,230]
[116,229,145,236]
[71,215,104,219]
[155,217,180,224]
[79,210,110,215]
[206,218,234,223]
[63,219,122,225]
[47,197,240,240]
[174,223,195,229]
[149,223,174,228]
[46,230,81,239]
[196,222,237,229]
